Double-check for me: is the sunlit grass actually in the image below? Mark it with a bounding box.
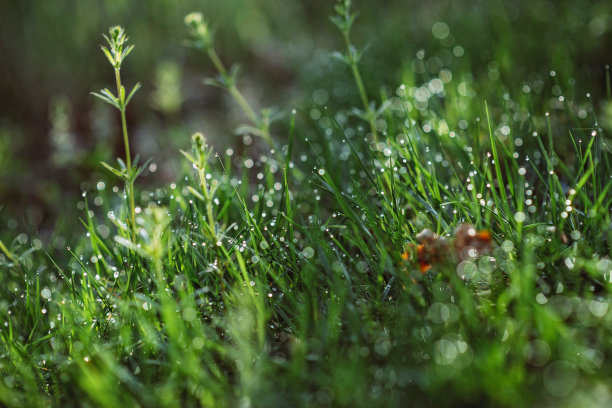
[1,1,612,407]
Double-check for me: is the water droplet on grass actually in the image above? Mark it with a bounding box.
[514,212,525,223]
[41,288,52,300]
[302,247,315,258]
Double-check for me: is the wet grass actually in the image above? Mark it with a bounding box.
[2,1,612,407]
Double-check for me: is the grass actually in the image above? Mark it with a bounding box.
[1,1,612,406]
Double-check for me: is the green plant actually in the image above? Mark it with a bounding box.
[331,0,385,143]
[92,26,142,235]
[184,12,276,150]
[180,132,220,240]
[2,2,612,407]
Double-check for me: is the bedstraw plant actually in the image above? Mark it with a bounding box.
[92,26,142,236]
[184,12,276,150]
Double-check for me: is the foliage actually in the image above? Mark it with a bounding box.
[1,1,612,407]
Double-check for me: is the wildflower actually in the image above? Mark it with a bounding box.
[401,229,449,274]
[401,224,493,273]
[453,223,493,261]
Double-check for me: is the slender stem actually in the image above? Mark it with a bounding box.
[205,200,216,240]
[344,34,368,111]
[0,239,15,262]
[115,68,136,231]
[201,43,288,170]
[206,46,281,165]
[341,25,389,197]
[343,32,378,142]
[207,48,228,77]
[228,85,259,125]
[208,48,259,125]
[199,168,216,239]
[115,69,132,171]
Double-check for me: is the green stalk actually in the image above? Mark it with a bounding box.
[206,48,275,149]
[343,32,377,142]
[0,239,15,262]
[207,49,257,122]
[198,167,217,239]
[115,68,136,231]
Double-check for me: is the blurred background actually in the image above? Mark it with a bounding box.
[1,0,611,245]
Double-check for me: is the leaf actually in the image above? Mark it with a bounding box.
[203,77,227,89]
[331,51,350,65]
[348,45,362,63]
[101,46,115,66]
[91,91,120,110]
[229,64,242,81]
[114,235,147,258]
[101,161,125,178]
[0,239,15,262]
[208,179,219,196]
[346,12,357,32]
[102,34,111,47]
[132,158,153,179]
[187,186,205,201]
[125,83,141,106]
[100,88,118,100]
[376,99,392,116]
[121,44,135,61]
[350,107,369,121]
[235,124,264,137]
[180,149,197,166]
[330,15,344,31]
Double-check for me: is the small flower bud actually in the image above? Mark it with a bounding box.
[192,132,206,149]
[109,26,123,41]
[185,12,212,49]
[184,12,203,28]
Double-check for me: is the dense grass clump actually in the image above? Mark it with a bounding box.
[1,1,612,407]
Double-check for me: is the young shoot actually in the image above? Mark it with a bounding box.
[184,12,275,150]
[181,132,219,241]
[331,0,379,142]
[92,26,142,235]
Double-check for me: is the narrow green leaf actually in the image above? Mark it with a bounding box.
[180,149,197,165]
[91,92,120,109]
[125,82,141,106]
[122,44,135,61]
[187,186,205,201]
[114,235,147,258]
[100,161,125,178]
[101,46,115,66]
[0,239,15,262]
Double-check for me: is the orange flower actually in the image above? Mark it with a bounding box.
[453,224,493,261]
[401,224,493,273]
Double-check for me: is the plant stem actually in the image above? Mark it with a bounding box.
[207,48,259,125]
[198,167,216,240]
[229,85,259,125]
[0,239,15,262]
[343,32,378,142]
[207,47,277,154]
[115,68,136,231]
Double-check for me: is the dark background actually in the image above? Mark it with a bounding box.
[1,0,611,243]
